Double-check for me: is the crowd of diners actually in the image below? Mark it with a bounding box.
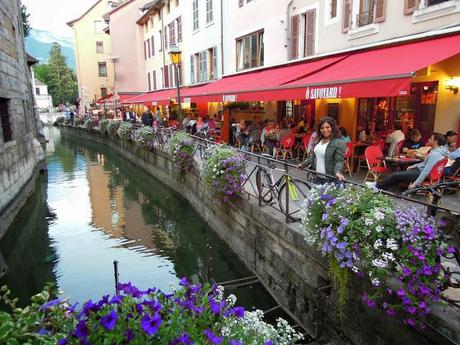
[117,105,459,193]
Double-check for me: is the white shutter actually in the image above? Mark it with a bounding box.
[190,55,195,84]
[213,46,218,79]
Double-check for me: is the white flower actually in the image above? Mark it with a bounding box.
[372,258,388,268]
[371,278,381,286]
[382,252,395,262]
[373,239,383,249]
[352,266,359,273]
[365,218,374,226]
[386,239,398,251]
[374,210,385,221]
[375,225,383,233]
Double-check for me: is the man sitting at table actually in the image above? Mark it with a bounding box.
[366,133,449,191]
[401,129,424,155]
[386,124,405,157]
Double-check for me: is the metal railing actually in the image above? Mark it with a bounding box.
[356,8,374,27]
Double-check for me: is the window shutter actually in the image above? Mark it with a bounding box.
[164,66,169,88]
[330,0,338,18]
[213,46,218,79]
[151,35,155,56]
[290,15,299,60]
[404,0,418,15]
[153,70,157,90]
[304,10,316,57]
[190,55,195,84]
[374,0,386,23]
[342,0,351,33]
[144,41,147,60]
[177,17,182,42]
[164,26,168,49]
[147,72,151,91]
[239,0,244,7]
[147,39,151,58]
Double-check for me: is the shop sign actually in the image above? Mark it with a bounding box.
[183,97,191,103]
[305,86,342,100]
[151,101,157,106]
[223,94,237,102]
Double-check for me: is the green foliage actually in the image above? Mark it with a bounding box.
[117,122,134,142]
[0,284,74,344]
[329,256,348,321]
[134,126,155,148]
[169,131,194,172]
[107,120,120,137]
[47,43,78,106]
[84,118,97,132]
[99,119,109,135]
[21,5,31,37]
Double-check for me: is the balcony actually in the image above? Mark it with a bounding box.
[356,8,375,27]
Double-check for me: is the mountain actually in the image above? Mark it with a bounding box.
[25,29,76,71]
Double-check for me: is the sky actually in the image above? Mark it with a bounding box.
[21,0,98,37]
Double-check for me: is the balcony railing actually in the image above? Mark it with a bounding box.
[356,8,374,27]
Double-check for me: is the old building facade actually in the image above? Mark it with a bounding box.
[0,0,46,237]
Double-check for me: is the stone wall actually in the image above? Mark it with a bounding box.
[61,127,460,345]
[0,0,45,237]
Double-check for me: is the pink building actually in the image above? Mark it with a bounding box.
[106,0,147,94]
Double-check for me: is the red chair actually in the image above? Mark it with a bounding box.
[301,133,312,160]
[276,134,296,160]
[363,145,389,183]
[421,158,448,187]
[343,142,355,177]
[374,139,386,152]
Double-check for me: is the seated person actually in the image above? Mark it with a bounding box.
[367,133,448,191]
[386,124,405,157]
[339,127,351,143]
[358,121,377,143]
[444,147,460,176]
[401,129,424,155]
[446,130,457,152]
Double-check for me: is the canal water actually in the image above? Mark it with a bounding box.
[0,126,275,312]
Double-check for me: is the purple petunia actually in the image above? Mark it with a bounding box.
[229,340,242,345]
[204,329,223,344]
[75,320,89,339]
[141,313,162,336]
[171,333,194,345]
[100,309,118,331]
[39,298,61,311]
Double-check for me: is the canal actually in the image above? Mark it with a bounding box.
[0,126,276,312]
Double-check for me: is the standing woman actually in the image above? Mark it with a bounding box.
[298,117,346,182]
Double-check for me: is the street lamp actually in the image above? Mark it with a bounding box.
[168,45,182,127]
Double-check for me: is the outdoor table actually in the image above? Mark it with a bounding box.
[382,156,423,171]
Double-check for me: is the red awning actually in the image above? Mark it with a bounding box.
[181,55,346,102]
[121,89,177,105]
[283,34,460,99]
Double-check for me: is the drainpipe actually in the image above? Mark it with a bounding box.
[286,0,294,61]
[220,0,224,76]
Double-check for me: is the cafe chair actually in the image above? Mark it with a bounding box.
[300,133,312,160]
[421,158,449,187]
[276,134,295,160]
[343,142,355,177]
[247,129,262,153]
[363,145,389,183]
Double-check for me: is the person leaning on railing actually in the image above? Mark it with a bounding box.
[297,116,346,183]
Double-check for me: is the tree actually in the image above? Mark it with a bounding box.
[46,43,78,106]
[21,4,31,37]
[33,64,51,84]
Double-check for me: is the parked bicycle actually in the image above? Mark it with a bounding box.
[256,165,311,221]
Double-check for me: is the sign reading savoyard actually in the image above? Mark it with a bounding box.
[305,86,342,100]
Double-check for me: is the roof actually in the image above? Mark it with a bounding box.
[106,0,135,17]
[67,0,104,27]
[26,53,39,66]
[136,0,164,25]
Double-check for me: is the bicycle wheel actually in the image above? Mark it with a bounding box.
[256,168,274,203]
[278,178,311,221]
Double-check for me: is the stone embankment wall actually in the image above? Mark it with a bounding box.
[62,127,459,345]
[0,0,46,237]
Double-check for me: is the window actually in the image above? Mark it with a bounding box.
[151,35,155,56]
[98,62,107,77]
[94,21,104,33]
[100,87,107,98]
[147,38,151,58]
[304,9,316,57]
[177,17,182,42]
[358,0,375,26]
[35,87,40,95]
[153,70,157,90]
[147,72,151,91]
[236,30,264,71]
[164,66,170,88]
[206,0,213,23]
[167,0,171,13]
[190,55,195,84]
[150,16,154,28]
[0,98,12,142]
[426,0,450,5]
[144,41,147,60]
[169,22,176,46]
[290,15,299,60]
[161,67,164,88]
[96,41,104,54]
[193,0,199,30]
[159,30,163,52]
[199,51,207,82]
[164,26,168,50]
[330,0,337,18]
[208,47,218,80]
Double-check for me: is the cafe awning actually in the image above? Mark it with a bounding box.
[121,89,177,105]
[282,34,460,99]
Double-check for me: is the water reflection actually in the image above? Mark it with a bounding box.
[1,127,273,311]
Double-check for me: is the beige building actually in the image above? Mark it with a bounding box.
[68,0,120,112]
[286,0,460,138]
